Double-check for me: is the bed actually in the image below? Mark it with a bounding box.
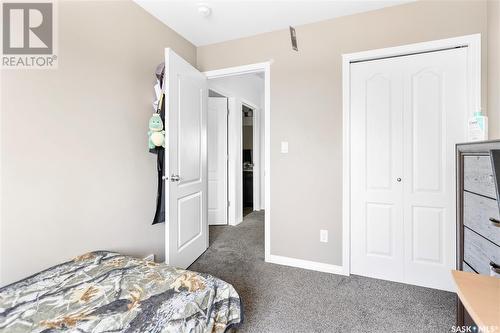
[0,251,243,332]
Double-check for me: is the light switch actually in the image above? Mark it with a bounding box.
[281,141,289,153]
[320,230,328,243]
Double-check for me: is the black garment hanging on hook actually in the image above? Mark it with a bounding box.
[152,62,166,225]
[152,147,165,225]
[152,94,165,225]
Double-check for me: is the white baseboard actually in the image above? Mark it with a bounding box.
[230,218,243,226]
[209,222,228,226]
[266,254,348,276]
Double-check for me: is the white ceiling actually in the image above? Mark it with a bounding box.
[135,1,414,46]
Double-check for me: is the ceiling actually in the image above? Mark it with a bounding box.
[135,1,414,46]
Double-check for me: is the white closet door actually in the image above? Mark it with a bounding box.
[208,97,228,225]
[401,48,467,291]
[350,48,468,291]
[350,58,405,283]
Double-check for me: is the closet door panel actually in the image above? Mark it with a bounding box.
[350,58,405,283]
[402,48,468,291]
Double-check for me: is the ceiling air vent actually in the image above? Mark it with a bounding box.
[290,26,298,51]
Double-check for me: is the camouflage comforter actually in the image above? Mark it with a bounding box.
[0,251,242,333]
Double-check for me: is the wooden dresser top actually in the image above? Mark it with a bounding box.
[452,270,500,329]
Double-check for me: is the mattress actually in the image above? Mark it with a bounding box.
[0,251,242,332]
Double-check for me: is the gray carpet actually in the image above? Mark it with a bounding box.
[189,211,456,333]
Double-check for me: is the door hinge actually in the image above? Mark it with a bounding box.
[228,201,231,207]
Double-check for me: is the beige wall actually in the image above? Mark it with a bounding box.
[0,1,196,285]
[489,0,500,138]
[197,0,489,266]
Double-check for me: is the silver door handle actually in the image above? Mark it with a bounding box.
[170,174,180,182]
[162,175,168,181]
[396,178,402,182]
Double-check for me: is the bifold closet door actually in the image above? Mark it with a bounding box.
[350,47,468,291]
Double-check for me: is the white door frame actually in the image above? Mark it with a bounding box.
[204,61,272,262]
[342,34,481,276]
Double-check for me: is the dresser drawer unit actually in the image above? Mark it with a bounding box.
[463,155,497,199]
[463,191,500,246]
[456,141,500,329]
[463,227,500,275]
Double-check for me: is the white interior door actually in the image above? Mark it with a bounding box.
[165,48,208,268]
[208,97,228,225]
[350,58,405,283]
[228,98,243,225]
[350,48,468,291]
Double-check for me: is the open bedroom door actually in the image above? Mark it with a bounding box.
[165,48,208,268]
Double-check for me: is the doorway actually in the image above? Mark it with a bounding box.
[207,74,264,226]
[163,50,270,268]
[204,62,271,262]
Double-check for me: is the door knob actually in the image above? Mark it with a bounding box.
[397,178,402,182]
[170,174,180,182]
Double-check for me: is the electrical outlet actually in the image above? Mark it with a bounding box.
[320,230,328,243]
[144,254,155,262]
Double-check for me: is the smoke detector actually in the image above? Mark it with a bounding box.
[198,4,211,17]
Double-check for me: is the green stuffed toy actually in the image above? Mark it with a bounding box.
[148,113,166,149]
